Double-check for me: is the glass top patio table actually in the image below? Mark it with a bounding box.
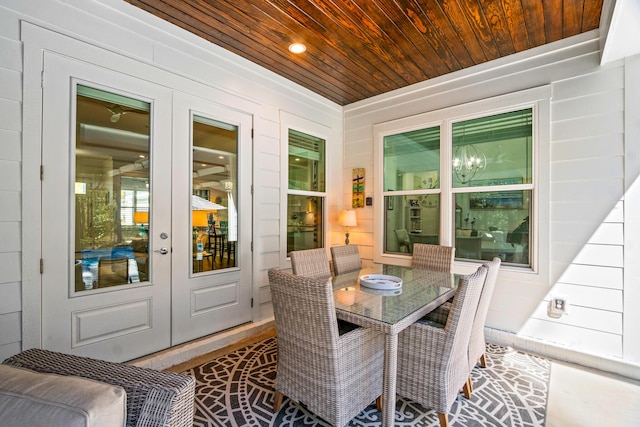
[331,264,458,326]
[330,263,458,427]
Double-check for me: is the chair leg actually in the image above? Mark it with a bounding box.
[462,375,472,399]
[437,412,450,427]
[479,352,487,368]
[375,395,383,412]
[273,390,283,412]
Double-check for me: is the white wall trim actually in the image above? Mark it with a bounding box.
[623,54,640,362]
[486,326,640,381]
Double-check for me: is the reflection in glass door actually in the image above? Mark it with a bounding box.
[192,116,238,273]
[74,86,150,291]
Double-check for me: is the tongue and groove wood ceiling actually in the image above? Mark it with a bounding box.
[126,0,603,106]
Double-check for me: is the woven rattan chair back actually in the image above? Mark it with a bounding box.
[411,243,455,272]
[469,257,501,368]
[3,348,195,427]
[396,265,487,427]
[268,268,384,426]
[289,248,331,279]
[330,245,362,275]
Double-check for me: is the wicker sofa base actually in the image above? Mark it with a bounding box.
[3,348,195,427]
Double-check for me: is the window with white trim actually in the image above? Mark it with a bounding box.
[375,88,549,271]
[286,129,326,252]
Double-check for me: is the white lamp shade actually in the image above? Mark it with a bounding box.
[338,210,357,227]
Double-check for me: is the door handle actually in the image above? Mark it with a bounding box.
[155,247,169,255]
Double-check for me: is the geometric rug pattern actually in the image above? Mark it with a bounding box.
[184,337,549,426]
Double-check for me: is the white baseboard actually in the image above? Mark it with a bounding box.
[129,319,275,370]
[486,327,640,381]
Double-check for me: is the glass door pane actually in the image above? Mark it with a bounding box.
[382,125,440,254]
[192,116,238,273]
[74,85,150,291]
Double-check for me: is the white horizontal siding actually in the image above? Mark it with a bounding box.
[552,88,624,122]
[0,67,21,100]
[0,98,21,131]
[0,312,21,347]
[557,264,623,289]
[551,156,623,181]
[0,129,20,161]
[0,36,22,72]
[0,3,23,361]
[550,179,623,202]
[0,342,21,363]
[550,282,623,312]
[530,301,622,335]
[519,318,622,357]
[0,159,20,191]
[546,43,625,360]
[551,222,623,245]
[0,281,21,357]
[573,243,624,267]
[551,133,624,161]
[0,222,20,252]
[0,282,20,315]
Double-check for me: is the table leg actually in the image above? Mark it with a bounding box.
[382,333,398,427]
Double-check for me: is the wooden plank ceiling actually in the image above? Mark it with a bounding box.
[126,0,603,106]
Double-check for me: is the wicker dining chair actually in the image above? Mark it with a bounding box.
[424,257,501,371]
[268,268,384,427]
[396,265,487,427]
[330,245,362,275]
[289,248,332,279]
[468,257,501,368]
[411,243,455,272]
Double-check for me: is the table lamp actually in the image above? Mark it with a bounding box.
[338,209,357,245]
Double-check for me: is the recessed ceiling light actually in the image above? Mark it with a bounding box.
[288,43,306,54]
[218,156,224,159]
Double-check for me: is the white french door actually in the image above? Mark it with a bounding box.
[171,93,253,345]
[40,51,253,362]
[41,52,172,361]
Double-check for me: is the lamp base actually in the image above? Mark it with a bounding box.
[344,232,350,245]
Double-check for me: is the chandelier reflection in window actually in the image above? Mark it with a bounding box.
[452,143,486,184]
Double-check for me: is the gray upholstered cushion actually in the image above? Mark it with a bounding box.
[0,365,126,427]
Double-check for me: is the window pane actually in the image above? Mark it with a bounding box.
[74,85,150,291]
[454,191,531,266]
[452,109,532,187]
[384,195,440,254]
[288,129,325,192]
[192,115,238,273]
[287,195,324,253]
[383,126,440,191]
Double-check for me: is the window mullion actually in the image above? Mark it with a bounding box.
[440,120,454,246]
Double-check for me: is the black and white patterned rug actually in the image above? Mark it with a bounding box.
[185,337,549,426]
